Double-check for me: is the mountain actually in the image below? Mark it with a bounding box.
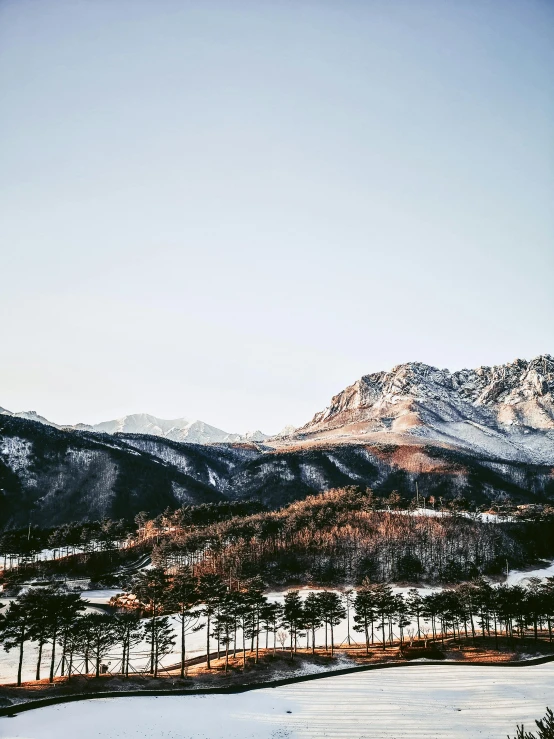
[0,415,237,528]
[0,408,57,427]
[0,409,269,445]
[293,355,554,465]
[85,414,242,444]
[1,355,553,529]
[2,412,552,530]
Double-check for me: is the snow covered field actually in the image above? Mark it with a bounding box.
[2,663,553,739]
[507,560,554,587]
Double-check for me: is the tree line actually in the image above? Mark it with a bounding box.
[2,567,554,686]
[3,490,553,591]
[152,487,554,585]
[0,501,268,570]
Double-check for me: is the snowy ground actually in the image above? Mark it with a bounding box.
[2,663,553,739]
[390,507,515,523]
[506,560,554,587]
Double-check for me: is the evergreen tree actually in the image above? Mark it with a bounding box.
[509,707,554,739]
[0,599,32,685]
[87,613,118,678]
[168,567,203,678]
[282,591,303,659]
[353,583,376,654]
[303,593,323,654]
[45,590,85,683]
[198,573,227,669]
[143,616,176,677]
[114,611,143,678]
[131,567,170,674]
[318,592,346,656]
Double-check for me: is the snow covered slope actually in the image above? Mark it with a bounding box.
[295,355,554,464]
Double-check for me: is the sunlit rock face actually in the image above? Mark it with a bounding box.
[294,355,554,465]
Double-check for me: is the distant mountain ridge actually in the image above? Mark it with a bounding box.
[0,409,269,445]
[2,356,553,462]
[1,355,553,528]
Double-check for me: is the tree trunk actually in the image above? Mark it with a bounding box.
[49,628,58,683]
[206,614,211,669]
[68,647,74,679]
[36,641,43,681]
[181,613,186,679]
[17,630,25,687]
[242,621,246,667]
[150,615,156,674]
[60,631,68,676]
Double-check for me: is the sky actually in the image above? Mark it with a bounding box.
[1,0,553,434]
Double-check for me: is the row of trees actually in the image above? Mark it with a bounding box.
[2,567,554,686]
[0,519,133,569]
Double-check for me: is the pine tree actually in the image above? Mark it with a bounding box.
[87,613,118,678]
[0,599,32,685]
[114,611,143,678]
[509,707,554,739]
[198,573,227,669]
[303,593,323,654]
[131,567,170,674]
[168,567,203,678]
[45,590,85,683]
[282,591,303,659]
[318,592,346,656]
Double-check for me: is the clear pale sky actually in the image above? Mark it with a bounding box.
[1,0,553,434]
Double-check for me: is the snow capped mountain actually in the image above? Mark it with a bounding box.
[0,408,268,445]
[0,408,57,427]
[296,355,554,464]
[240,429,270,442]
[2,354,552,461]
[83,415,270,444]
[271,424,297,439]
[2,355,554,527]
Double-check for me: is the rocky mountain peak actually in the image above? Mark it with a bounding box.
[297,355,554,463]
